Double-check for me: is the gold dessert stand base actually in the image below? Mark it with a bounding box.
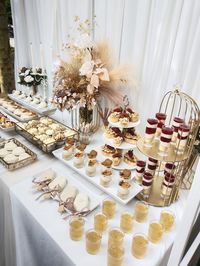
[136,176,179,207]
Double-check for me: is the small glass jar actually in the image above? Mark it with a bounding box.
[107,245,124,266]
[131,233,148,259]
[160,210,175,232]
[85,229,102,255]
[148,220,164,244]
[94,213,108,234]
[108,227,124,249]
[120,212,134,233]
[69,216,85,241]
[134,201,149,223]
[102,199,116,219]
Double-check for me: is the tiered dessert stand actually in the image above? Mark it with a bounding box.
[136,89,200,207]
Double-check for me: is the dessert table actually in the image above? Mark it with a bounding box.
[0,111,189,266]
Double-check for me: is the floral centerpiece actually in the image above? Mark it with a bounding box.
[18,67,47,94]
[53,17,135,134]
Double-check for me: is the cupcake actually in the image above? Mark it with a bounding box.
[86,159,97,177]
[102,144,116,157]
[109,107,122,123]
[112,153,122,166]
[73,152,84,168]
[75,143,87,153]
[126,107,139,122]
[119,169,131,181]
[124,150,137,166]
[119,113,130,127]
[101,159,113,171]
[62,144,74,160]
[100,169,112,187]
[118,180,131,198]
[87,150,98,160]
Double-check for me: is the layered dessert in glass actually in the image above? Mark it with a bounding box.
[161,173,175,198]
[135,160,146,184]
[159,126,173,154]
[172,117,184,142]
[147,157,158,175]
[144,118,158,146]
[155,112,166,137]
[176,124,190,153]
[142,171,153,198]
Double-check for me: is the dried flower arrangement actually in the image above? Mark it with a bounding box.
[52,16,135,112]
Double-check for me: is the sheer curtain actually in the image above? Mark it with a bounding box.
[11,0,200,123]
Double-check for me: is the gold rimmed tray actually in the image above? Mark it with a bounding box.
[136,176,179,207]
[137,138,188,162]
[0,138,37,170]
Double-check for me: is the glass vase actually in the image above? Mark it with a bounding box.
[70,103,100,144]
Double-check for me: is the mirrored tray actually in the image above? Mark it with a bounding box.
[0,138,37,170]
[15,117,78,153]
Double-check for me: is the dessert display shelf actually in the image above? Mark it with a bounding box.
[15,117,78,153]
[8,93,56,115]
[136,89,200,207]
[0,138,37,170]
[103,105,140,170]
[32,166,100,216]
[52,147,142,205]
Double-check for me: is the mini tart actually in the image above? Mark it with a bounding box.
[87,150,97,159]
[113,134,123,146]
[105,127,115,139]
[119,113,130,126]
[4,154,18,164]
[120,169,131,180]
[124,128,139,144]
[102,169,112,176]
[112,152,122,166]
[126,108,139,122]
[124,150,137,166]
[76,143,87,152]
[102,144,116,157]
[108,109,121,122]
[101,158,113,168]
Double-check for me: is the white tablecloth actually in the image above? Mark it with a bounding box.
[0,111,189,266]
[1,158,187,266]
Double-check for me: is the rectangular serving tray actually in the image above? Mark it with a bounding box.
[15,117,78,153]
[0,138,37,170]
[52,147,142,205]
[8,94,56,115]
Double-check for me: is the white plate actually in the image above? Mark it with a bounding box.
[8,94,56,115]
[108,117,140,128]
[52,147,142,205]
[32,165,100,215]
[103,133,137,150]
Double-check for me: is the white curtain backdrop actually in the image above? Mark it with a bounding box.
[11,0,200,125]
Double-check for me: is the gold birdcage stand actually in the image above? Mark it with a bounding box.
[136,89,200,206]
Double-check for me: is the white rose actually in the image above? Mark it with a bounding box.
[79,60,94,76]
[24,69,30,76]
[24,75,34,83]
[74,33,93,49]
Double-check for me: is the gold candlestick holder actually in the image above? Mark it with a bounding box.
[136,89,200,207]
